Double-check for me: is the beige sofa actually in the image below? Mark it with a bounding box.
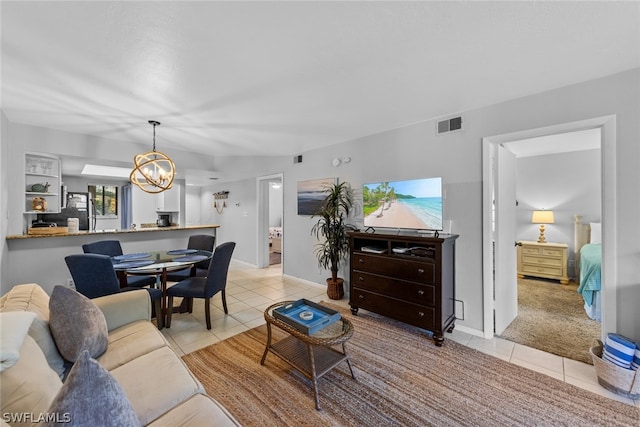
[0,283,240,427]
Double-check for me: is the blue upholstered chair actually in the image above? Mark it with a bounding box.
[65,253,164,329]
[166,242,235,330]
[165,234,216,282]
[82,240,157,288]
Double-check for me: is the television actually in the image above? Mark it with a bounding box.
[362,177,443,231]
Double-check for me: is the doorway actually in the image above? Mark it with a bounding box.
[256,173,284,269]
[482,115,617,340]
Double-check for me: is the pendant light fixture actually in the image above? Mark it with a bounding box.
[130,120,176,193]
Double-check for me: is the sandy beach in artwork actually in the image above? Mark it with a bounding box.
[364,201,426,229]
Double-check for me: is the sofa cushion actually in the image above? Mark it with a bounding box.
[0,336,62,427]
[147,394,241,427]
[49,286,108,362]
[0,284,66,378]
[44,350,141,427]
[97,320,169,371]
[110,346,204,425]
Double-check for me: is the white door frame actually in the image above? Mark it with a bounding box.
[256,173,284,269]
[482,115,616,339]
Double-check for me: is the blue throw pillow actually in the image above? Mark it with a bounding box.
[44,350,140,427]
[49,286,108,362]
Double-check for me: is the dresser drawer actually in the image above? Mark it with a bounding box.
[353,254,435,284]
[521,245,563,258]
[521,246,543,256]
[352,272,435,305]
[522,255,562,267]
[351,289,436,330]
[521,264,563,277]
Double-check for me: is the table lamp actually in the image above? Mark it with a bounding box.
[531,210,554,243]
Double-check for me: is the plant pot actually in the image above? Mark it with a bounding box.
[326,278,344,300]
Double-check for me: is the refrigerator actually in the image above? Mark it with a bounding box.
[37,192,95,231]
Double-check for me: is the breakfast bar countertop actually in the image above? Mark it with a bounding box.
[6,224,220,240]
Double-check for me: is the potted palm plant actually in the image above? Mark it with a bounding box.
[311,181,354,299]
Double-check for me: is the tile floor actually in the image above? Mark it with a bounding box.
[161,260,639,408]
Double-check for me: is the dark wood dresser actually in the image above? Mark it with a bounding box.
[348,231,458,346]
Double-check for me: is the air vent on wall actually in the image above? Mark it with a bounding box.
[436,116,463,135]
[293,155,303,164]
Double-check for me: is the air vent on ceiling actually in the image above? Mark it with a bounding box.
[293,155,303,164]
[436,116,463,135]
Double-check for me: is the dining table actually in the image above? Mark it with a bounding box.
[111,249,214,325]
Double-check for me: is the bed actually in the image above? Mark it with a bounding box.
[574,215,602,322]
[269,227,282,253]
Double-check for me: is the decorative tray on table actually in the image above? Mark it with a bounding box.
[273,299,341,335]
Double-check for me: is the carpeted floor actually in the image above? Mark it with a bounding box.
[498,278,601,365]
[182,303,636,427]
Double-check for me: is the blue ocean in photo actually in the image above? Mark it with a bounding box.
[399,197,443,230]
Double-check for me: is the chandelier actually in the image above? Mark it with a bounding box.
[130,120,176,193]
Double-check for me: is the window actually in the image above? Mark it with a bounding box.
[88,185,118,216]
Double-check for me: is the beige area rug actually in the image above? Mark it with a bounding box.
[182,304,636,427]
[499,278,601,365]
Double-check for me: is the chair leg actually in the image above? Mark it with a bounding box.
[166,296,173,328]
[205,298,211,330]
[154,298,164,330]
[221,290,228,314]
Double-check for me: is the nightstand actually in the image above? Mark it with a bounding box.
[517,241,569,284]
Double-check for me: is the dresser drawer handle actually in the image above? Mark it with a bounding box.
[359,276,365,282]
[358,294,365,299]
[417,290,424,296]
[417,268,425,274]
[418,312,424,317]
[358,258,364,264]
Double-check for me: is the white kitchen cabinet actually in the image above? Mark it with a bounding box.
[156,186,180,211]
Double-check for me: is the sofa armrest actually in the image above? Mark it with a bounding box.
[93,290,151,331]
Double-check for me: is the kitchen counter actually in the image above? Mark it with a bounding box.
[4,225,221,296]
[6,224,219,240]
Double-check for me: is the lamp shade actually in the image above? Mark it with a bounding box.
[531,210,554,224]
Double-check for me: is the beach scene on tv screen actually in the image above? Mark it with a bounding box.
[363,178,443,230]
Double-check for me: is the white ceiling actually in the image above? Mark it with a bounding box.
[2,1,639,164]
[508,127,602,158]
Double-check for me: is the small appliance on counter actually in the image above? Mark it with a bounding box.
[157,214,171,227]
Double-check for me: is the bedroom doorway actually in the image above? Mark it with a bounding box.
[482,115,617,343]
[256,173,284,270]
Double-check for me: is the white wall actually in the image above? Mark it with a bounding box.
[207,68,640,339]
[516,149,601,274]
[185,187,201,226]
[0,111,8,290]
[269,184,283,227]
[203,178,259,264]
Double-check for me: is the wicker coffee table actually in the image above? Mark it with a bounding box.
[260,301,357,410]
